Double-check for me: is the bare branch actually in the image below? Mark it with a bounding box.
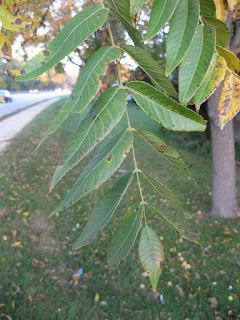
[67,56,81,68]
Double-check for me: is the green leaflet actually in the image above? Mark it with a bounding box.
[130,0,150,17]
[199,0,216,18]
[108,0,144,48]
[139,226,164,291]
[179,25,216,105]
[165,0,200,75]
[203,17,230,47]
[145,0,179,40]
[217,46,240,73]
[125,81,206,131]
[121,45,178,98]
[136,129,192,178]
[73,171,134,250]
[51,130,133,215]
[11,6,108,80]
[38,46,121,147]
[200,0,229,47]
[141,169,184,214]
[178,230,202,246]
[147,202,180,233]
[193,54,227,110]
[108,203,143,268]
[148,203,200,245]
[51,86,127,190]
[193,53,218,110]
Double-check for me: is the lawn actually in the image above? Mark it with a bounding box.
[0,99,239,320]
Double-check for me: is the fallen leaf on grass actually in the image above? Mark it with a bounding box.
[11,242,22,247]
[94,293,100,302]
[208,297,218,307]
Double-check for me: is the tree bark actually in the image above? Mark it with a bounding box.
[208,86,239,218]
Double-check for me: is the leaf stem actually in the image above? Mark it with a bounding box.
[102,2,145,205]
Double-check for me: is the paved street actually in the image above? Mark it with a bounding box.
[0,91,65,118]
[0,98,60,152]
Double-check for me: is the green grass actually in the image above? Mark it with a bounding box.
[0,99,239,320]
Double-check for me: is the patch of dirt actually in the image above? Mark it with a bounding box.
[36,236,55,254]
[0,207,8,218]
[30,211,56,253]
[30,210,53,232]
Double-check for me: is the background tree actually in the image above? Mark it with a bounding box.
[208,2,240,218]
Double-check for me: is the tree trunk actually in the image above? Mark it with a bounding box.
[208,86,239,218]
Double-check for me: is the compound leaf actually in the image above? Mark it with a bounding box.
[126,81,206,131]
[139,226,164,291]
[108,203,143,268]
[73,171,134,249]
[51,130,133,215]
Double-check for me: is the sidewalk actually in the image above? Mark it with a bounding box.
[0,98,59,152]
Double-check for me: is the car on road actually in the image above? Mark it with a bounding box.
[29,89,39,94]
[0,90,13,103]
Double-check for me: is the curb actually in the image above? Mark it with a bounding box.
[0,97,55,122]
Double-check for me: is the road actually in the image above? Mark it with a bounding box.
[0,91,67,118]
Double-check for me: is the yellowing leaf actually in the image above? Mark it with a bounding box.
[11,241,22,247]
[194,54,227,109]
[94,293,100,302]
[5,0,19,14]
[227,0,238,20]
[219,73,240,128]
[217,46,240,73]
[22,212,29,216]
[28,295,33,303]
[0,32,12,60]
[214,0,228,21]
[138,226,164,291]
[12,230,17,239]
[0,2,31,32]
[32,258,39,264]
